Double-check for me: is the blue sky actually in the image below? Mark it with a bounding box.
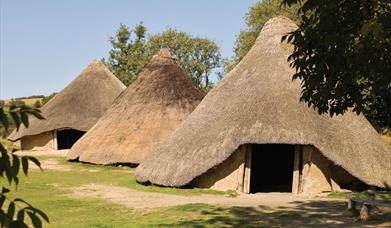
[0,0,258,99]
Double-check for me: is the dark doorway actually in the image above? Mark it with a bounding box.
[57,129,85,149]
[250,144,295,193]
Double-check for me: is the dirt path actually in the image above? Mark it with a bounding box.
[30,158,72,171]
[14,150,72,171]
[70,184,391,227]
[15,149,68,157]
[69,183,342,209]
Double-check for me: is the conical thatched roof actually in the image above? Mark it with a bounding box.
[8,60,126,141]
[136,17,391,188]
[66,49,205,164]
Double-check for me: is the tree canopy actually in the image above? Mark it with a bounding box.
[148,28,221,90]
[282,0,391,130]
[105,23,222,91]
[104,23,149,86]
[225,0,300,73]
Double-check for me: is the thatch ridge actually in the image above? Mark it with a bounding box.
[8,60,126,141]
[135,16,391,188]
[66,49,205,164]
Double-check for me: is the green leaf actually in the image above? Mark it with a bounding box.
[21,157,29,176]
[20,112,29,128]
[13,198,32,207]
[0,143,7,153]
[12,155,20,177]
[27,212,42,228]
[7,202,15,219]
[4,156,15,184]
[30,111,44,120]
[0,195,6,207]
[9,110,21,131]
[25,156,41,170]
[16,210,24,221]
[9,221,29,228]
[25,109,44,120]
[30,208,49,223]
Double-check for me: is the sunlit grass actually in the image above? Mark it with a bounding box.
[1,154,389,227]
[327,191,391,203]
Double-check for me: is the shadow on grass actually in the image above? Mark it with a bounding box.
[161,200,391,227]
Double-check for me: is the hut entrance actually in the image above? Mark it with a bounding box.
[57,129,85,149]
[250,144,295,193]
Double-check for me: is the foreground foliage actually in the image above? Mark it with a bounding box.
[282,0,391,130]
[0,105,48,227]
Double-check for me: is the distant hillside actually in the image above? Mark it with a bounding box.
[13,95,45,100]
[1,93,57,107]
[2,97,42,106]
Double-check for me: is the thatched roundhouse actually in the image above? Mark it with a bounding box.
[136,17,391,194]
[66,49,205,165]
[8,60,125,150]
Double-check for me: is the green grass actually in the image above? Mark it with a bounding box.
[2,156,232,227]
[49,156,230,196]
[2,156,242,227]
[1,155,389,227]
[327,191,391,203]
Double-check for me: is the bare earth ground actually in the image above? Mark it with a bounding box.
[32,158,72,171]
[15,149,69,157]
[19,150,345,209]
[69,185,391,227]
[16,150,71,171]
[69,183,344,209]
[19,150,391,227]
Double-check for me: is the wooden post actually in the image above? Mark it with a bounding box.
[292,145,301,194]
[299,146,312,193]
[237,145,246,192]
[52,131,58,150]
[243,145,252,194]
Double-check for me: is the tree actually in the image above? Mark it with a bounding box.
[104,23,149,86]
[41,93,57,106]
[282,0,391,130]
[0,105,48,227]
[147,28,222,90]
[226,0,300,73]
[105,24,222,91]
[33,100,42,108]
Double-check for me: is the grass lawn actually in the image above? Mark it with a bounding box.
[328,191,391,203]
[2,155,390,227]
[3,156,237,227]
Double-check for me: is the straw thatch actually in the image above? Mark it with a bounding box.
[136,16,391,188]
[66,49,205,164]
[8,60,126,141]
